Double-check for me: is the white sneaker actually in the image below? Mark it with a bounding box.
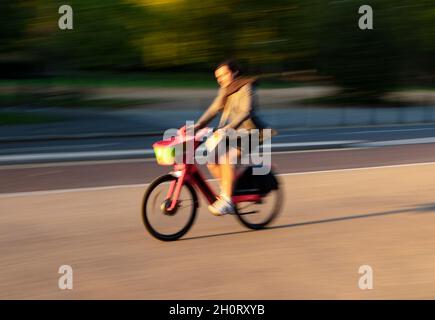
[208,196,235,216]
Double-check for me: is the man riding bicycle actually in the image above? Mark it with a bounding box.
[180,60,270,216]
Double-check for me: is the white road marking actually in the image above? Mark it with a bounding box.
[341,128,435,134]
[277,161,435,176]
[270,147,371,154]
[275,127,435,138]
[26,170,63,178]
[1,161,434,199]
[0,141,363,164]
[261,141,362,148]
[0,147,372,170]
[355,137,435,147]
[0,149,155,162]
[0,183,151,199]
[0,143,117,153]
[271,133,314,138]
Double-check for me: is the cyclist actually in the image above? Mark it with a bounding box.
[181,59,269,216]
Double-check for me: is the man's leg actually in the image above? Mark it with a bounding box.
[207,139,240,216]
[206,134,223,180]
[219,148,240,198]
[207,163,221,180]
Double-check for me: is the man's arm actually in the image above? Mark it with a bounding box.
[195,88,225,129]
[223,84,253,130]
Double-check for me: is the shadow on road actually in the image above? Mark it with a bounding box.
[182,203,435,241]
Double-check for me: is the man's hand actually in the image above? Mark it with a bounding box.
[215,127,229,138]
[178,125,186,136]
[178,124,196,136]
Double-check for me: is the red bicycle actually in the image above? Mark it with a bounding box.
[142,127,282,241]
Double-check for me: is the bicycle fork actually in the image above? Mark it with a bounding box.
[165,164,217,211]
[165,165,186,211]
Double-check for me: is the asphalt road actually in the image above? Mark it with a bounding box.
[1,143,435,299]
[0,143,435,194]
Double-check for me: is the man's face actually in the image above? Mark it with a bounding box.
[215,65,236,88]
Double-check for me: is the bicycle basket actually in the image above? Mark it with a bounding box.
[153,139,177,165]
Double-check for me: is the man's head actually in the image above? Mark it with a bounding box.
[214,59,242,88]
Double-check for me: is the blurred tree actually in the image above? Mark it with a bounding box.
[393,0,435,84]
[315,0,401,99]
[0,1,35,77]
[0,2,30,53]
[133,0,317,72]
[22,0,148,72]
[2,0,433,95]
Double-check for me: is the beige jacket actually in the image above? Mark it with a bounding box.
[196,83,266,131]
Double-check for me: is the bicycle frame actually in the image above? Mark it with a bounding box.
[161,128,263,211]
[167,163,213,210]
[165,162,262,211]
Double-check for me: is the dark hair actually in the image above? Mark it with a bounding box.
[216,59,243,76]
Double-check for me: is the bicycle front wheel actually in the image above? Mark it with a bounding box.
[142,174,198,241]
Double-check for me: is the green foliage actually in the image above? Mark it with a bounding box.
[34,0,147,70]
[2,0,435,96]
[0,2,31,52]
[315,1,400,97]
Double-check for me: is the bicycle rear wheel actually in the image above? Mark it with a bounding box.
[235,176,283,230]
[142,174,198,241]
